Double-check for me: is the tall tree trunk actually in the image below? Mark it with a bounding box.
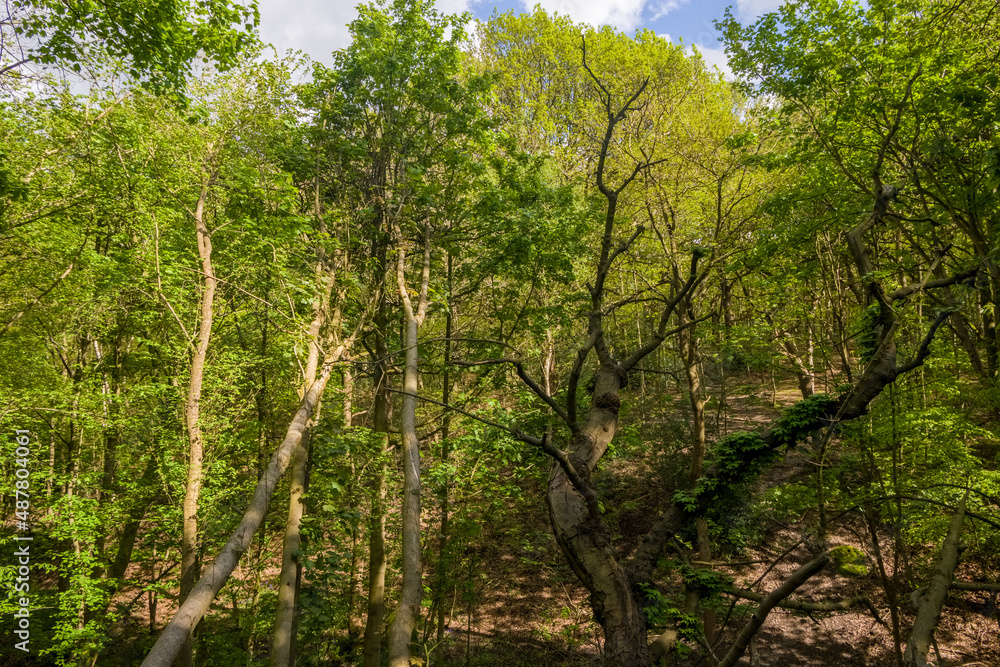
[678,306,715,645]
[363,303,391,667]
[345,368,366,643]
[388,318,423,667]
[179,185,216,667]
[271,433,309,667]
[434,254,453,652]
[388,224,431,667]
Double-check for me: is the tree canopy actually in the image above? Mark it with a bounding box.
[1,1,998,666]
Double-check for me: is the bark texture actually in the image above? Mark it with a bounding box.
[387,224,431,667]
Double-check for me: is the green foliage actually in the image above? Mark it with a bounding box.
[857,304,881,366]
[640,584,699,640]
[829,545,868,577]
[676,432,772,512]
[15,0,260,97]
[848,401,1000,558]
[754,482,818,525]
[771,393,838,448]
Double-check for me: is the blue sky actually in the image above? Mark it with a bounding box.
[256,0,785,75]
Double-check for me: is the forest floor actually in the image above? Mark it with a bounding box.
[439,372,1000,667]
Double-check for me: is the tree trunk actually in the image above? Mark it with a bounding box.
[270,433,310,667]
[363,304,391,667]
[678,306,715,643]
[387,223,431,667]
[362,463,388,667]
[548,365,651,667]
[388,316,423,667]
[903,495,967,667]
[434,256,454,652]
[179,186,216,667]
[271,247,336,667]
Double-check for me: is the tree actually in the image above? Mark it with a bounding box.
[721,0,999,382]
[3,0,259,95]
[307,3,491,664]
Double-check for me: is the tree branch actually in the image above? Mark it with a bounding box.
[888,267,977,301]
[717,553,830,667]
[622,251,707,371]
[895,309,952,376]
[453,358,570,425]
[386,388,600,516]
[385,387,542,445]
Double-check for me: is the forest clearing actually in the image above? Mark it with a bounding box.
[1,0,999,665]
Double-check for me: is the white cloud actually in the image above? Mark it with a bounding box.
[519,0,650,32]
[735,0,784,21]
[257,0,478,68]
[435,0,477,15]
[257,0,357,67]
[690,42,732,79]
[650,0,686,22]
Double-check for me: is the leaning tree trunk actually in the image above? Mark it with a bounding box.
[903,495,967,667]
[142,299,363,667]
[141,363,336,667]
[271,236,339,667]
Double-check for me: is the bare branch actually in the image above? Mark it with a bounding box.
[718,553,830,667]
[386,387,543,446]
[895,309,952,376]
[872,63,922,189]
[622,251,707,371]
[606,225,645,269]
[724,586,874,614]
[453,357,570,425]
[888,267,977,301]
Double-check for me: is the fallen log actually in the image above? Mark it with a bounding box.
[725,586,872,613]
